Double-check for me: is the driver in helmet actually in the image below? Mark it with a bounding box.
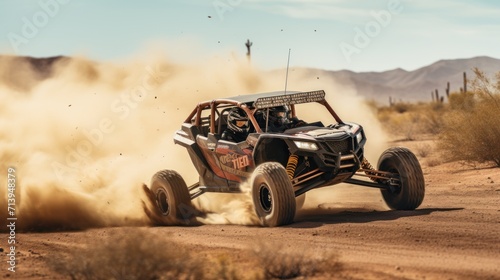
[221,107,250,142]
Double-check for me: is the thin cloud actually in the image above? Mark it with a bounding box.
[406,0,500,20]
[243,0,378,23]
[243,0,500,24]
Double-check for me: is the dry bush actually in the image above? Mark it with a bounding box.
[418,102,447,135]
[47,229,203,280]
[438,69,500,167]
[376,110,417,140]
[252,241,341,279]
[393,112,420,141]
[448,91,476,111]
[426,158,443,167]
[392,102,411,113]
[210,255,240,280]
[376,102,447,139]
[416,143,432,158]
[420,111,444,135]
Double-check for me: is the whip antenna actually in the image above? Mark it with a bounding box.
[284,48,291,94]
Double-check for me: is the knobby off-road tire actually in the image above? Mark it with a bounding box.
[377,147,425,210]
[251,162,296,227]
[150,170,193,225]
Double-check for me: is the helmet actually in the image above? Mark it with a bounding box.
[227,108,249,134]
[266,106,290,126]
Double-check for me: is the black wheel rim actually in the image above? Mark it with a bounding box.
[387,167,402,194]
[156,189,170,215]
[259,184,272,212]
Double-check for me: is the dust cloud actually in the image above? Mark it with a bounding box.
[0,51,388,231]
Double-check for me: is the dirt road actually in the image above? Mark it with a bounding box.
[3,155,499,280]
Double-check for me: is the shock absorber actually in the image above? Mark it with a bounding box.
[286,154,299,180]
[361,157,378,182]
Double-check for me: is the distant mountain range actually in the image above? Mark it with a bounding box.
[320,56,500,103]
[1,55,499,103]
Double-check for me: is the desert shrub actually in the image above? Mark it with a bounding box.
[438,69,500,167]
[47,229,203,280]
[448,91,475,111]
[420,109,444,135]
[210,255,240,280]
[252,241,341,279]
[415,102,448,135]
[416,143,432,158]
[376,102,447,138]
[376,110,418,140]
[392,102,411,113]
[426,158,443,167]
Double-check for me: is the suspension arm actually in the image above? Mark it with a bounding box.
[344,178,393,190]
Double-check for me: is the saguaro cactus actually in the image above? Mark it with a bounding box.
[446,82,450,99]
[463,72,467,93]
[245,39,253,59]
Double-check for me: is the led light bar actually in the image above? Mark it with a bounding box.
[254,90,325,109]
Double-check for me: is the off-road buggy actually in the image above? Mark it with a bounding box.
[149,90,425,227]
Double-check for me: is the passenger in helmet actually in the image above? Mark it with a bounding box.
[254,106,288,132]
[268,106,290,127]
[256,105,306,132]
[221,107,250,142]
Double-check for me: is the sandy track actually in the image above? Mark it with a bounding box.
[4,158,500,280]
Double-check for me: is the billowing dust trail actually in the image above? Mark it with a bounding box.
[0,53,388,231]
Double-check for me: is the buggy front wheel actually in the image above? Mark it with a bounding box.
[377,147,425,210]
[251,162,296,227]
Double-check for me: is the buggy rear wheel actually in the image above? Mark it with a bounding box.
[150,170,193,225]
[251,162,296,227]
[377,147,425,210]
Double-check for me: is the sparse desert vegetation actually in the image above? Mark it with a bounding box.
[46,230,203,280]
[252,241,341,279]
[45,229,342,280]
[439,70,500,166]
[372,68,500,167]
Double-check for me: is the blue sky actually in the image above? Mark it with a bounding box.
[1,0,499,72]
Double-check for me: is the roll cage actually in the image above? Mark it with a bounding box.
[182,90,344,136]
